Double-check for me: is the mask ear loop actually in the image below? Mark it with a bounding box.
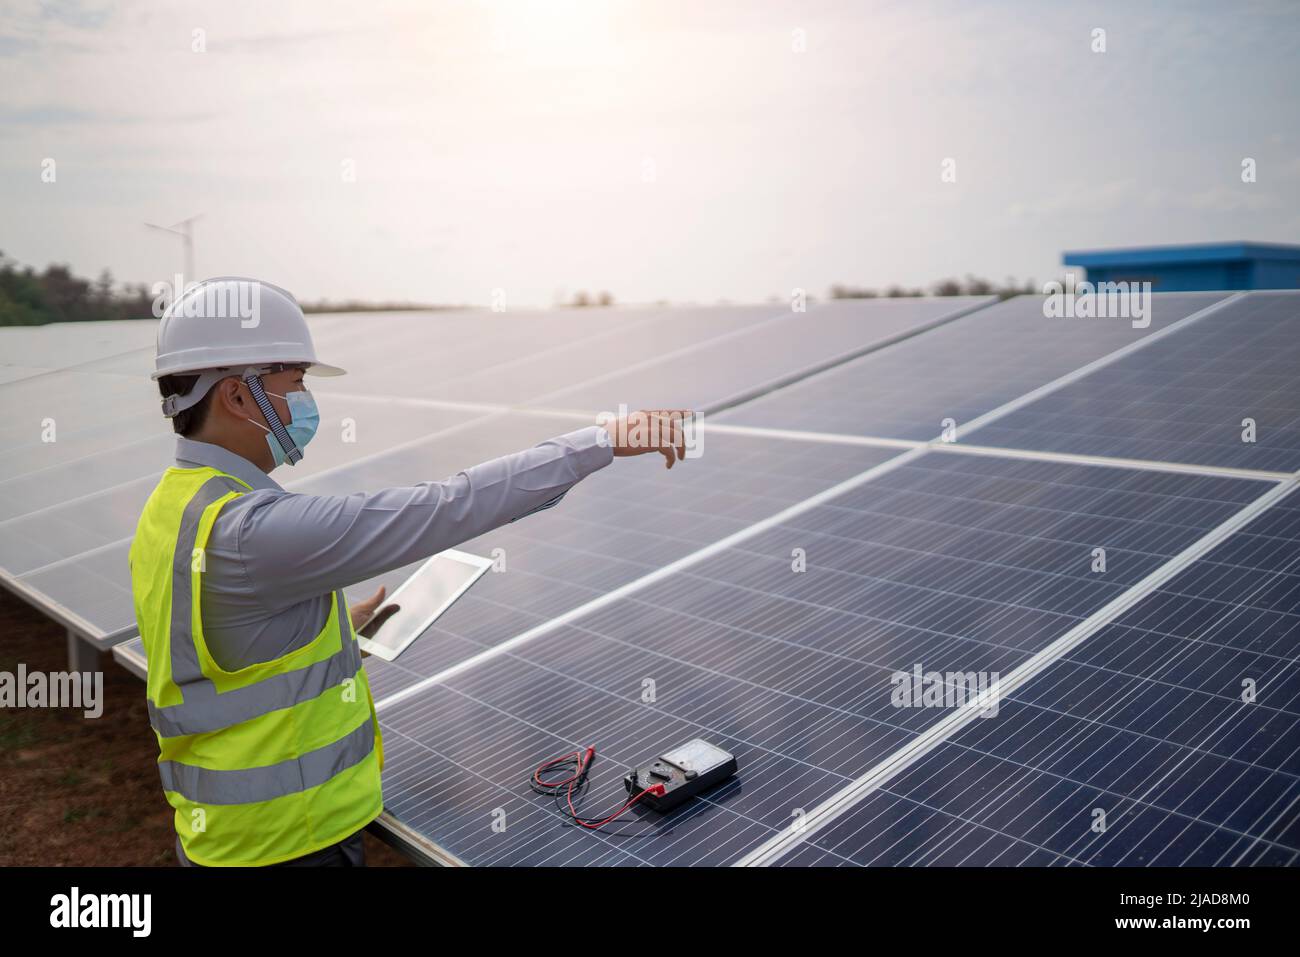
[243,370,302,465]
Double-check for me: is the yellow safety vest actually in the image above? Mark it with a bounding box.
[129,464,384,866]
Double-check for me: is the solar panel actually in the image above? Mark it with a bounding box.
[762,489,1300,866]
[715,293,1231,440]
[964,292,1300,472]
[318,305,779,406]
[0,366,51,386]
[371,452,1272,865]
[20,290,1300,869]
[539,297,994,415]
[0,318,158,373]
[0,369,157,473]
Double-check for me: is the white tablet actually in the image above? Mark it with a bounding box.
[355,549,493,662]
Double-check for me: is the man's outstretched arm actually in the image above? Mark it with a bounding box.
[233,412,691,611]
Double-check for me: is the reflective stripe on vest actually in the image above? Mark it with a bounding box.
[158,716,375,804]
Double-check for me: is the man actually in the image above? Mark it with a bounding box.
[129,277,690,867]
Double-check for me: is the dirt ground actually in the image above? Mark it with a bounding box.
[0,590,411,867]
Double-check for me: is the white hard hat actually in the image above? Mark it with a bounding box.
[154,277,344,417]
[154,276,344,379]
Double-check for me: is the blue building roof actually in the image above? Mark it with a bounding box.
[1062,242,1300,291]
[1064,241,1300,268]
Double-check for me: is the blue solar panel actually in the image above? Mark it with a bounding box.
[969,292,1300,471]
[375,452,1271,864]
[765,489,1300,866]
[716,293,1230,440]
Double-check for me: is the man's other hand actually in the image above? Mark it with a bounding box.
[349,585,387,634]
[597,409,693,469]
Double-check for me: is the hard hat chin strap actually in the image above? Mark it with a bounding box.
[243,371,303,465]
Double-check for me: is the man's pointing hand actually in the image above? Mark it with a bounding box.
[597,409,694,469]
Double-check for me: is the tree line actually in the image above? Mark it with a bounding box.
[0,252,1044,327]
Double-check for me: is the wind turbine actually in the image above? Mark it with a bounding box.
[145,214,202,282]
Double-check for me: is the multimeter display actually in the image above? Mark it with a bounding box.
[662,739,731,774]
[625,738,738,812]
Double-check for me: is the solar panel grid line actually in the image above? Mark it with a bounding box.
[662,529,1180,677]
[305,391,597,423]
[0,475,159,546]
[1115,577,1299,663]
[860,642,1291,866]
[735,476,1297,865]
[521,303,813,409]
[977,655,1289,863]
[780,504,1300,868]
[794,697,1290,868]
[4,343,156,379]
[818,762,1088,867]
[794,737,1254,867]
[693,296,998,417]
[946,292,1247,443]
[971,292,1300,471]
[927,441,1295,484]
[689,422,925,452]
[1063,626,1298,722]
[1067,551,1300,865]
[373,446,933,711]
[795,466,1266,567]
[0,431,166,500]
[390,306,678,396]
[462,413,1294,484]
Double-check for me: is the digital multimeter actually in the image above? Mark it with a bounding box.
[624,738,738,812]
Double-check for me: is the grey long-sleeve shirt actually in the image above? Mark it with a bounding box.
[172,428,613,671]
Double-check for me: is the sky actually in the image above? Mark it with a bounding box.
[1,0,1298,307]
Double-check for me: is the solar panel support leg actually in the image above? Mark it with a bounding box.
[67,629,102,673]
